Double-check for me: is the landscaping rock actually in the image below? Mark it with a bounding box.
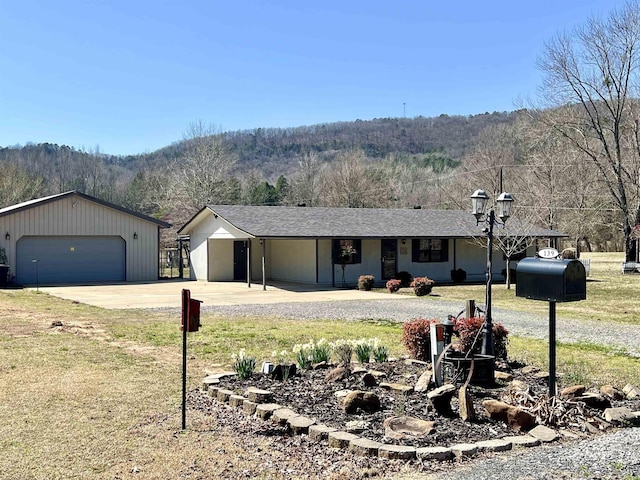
[623,383,640,399]
[521,365,540,375]
[312,361,328,370]
[476,438,513,452]
[427,384,456,416]
[416,446,453,461]
[504,435,541,448]
[483,399,536,431]
[533,371,549,379]
[361,372,377,387]
[208,386,220,397]
[495,371,514,382]
[328,431,359,449]
[308,424,337,442]
[216,388,233,402]
[378,444,416,460]
[383,415,435,440]
[343,390,381,414]
[242,399,258,415]
[288,415,315,434]
[529,425,560,443]
[255,403,282,420]
[244,387,273,403]
[560,385,586,398]
[325,366,350,382]
[272,408,298,425]
[348,437,382,456]
[450,443,478,458]
[458,384,475,422]
[604,407,640,425]
[202,376,220,388]
[380,382,413,394]
[600,384,625,401]
[414,369,432,392]
[229,394,245,408]
[367,369,387,379]
[404,358,430,367]
[578,393,612,410]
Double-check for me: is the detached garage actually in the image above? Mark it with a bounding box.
[0,191,170,285]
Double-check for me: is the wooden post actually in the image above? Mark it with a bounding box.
[466,299,476,319]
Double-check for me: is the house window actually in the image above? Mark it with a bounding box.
[412,239,448,263]
[333,239,362,264]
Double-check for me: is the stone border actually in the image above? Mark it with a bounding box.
[205,384,554,461]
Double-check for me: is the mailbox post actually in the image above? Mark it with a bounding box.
[181,289,202,430]
[516,256,586,396]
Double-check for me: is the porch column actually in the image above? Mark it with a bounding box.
[246,239,251,288]
[261,239,266,290]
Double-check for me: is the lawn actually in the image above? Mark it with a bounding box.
[0,251,639,479]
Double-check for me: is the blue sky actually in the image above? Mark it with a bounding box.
[0,0,625,156]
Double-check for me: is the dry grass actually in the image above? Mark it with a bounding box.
[1,253,639,479]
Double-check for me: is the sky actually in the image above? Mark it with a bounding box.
[0,0,628,156]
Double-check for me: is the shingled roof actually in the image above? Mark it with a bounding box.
[179,205,565,239]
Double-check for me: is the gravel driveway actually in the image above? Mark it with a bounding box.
[196,297,640,358]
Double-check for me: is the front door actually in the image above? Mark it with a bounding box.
[381,239,397,281]
[233,241,247,281]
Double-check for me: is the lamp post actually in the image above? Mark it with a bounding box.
[470,189,514,357]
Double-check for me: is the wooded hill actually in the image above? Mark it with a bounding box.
[0,109,622,252]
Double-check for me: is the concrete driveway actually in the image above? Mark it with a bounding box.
[36,280,403,309]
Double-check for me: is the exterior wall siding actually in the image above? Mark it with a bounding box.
[0,195,160,282]
[268,239,316,283]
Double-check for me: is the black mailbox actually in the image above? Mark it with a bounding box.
[516,257,586,302]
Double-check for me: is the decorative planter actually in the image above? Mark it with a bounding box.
[442,353,495,386]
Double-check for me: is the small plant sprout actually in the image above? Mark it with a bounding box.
[292,342,311,369]
[353,338,372,363]
[371,338,389,362]
[231,348,256,379]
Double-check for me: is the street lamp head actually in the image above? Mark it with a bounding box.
[496,192,515,221]
[470,189,489,220]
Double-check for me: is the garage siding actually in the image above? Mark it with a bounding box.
[0,194,161,283]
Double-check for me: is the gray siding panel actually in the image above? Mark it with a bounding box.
[16,236,125,284]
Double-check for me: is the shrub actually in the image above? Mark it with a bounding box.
[330,339,353,365]
[401,317,440,361]
[453,316,509,359]
[386,279,402,293]
[395,271,412,287]
[357,275,375,291]
[410,276,435,296]
[450,268,467,283]
[231,349,256,379]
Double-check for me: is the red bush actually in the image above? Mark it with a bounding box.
[410,277,435,296]
[401,317,440,361]
[386,279,402,293]
[453,316,509,359]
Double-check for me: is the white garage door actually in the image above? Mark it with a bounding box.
[16,236,126,285]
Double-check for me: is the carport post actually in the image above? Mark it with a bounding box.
[260,239,266,291]
[246,240,251,288]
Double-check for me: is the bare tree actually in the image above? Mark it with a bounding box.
[537,1,640,260]
[287,152,324,206]
[320,149,386,207]
[172,120,237,213]
[0,162,44,207]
